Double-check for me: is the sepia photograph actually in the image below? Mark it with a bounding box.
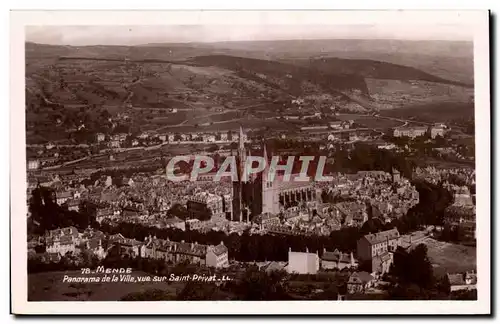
[10,10,490,315]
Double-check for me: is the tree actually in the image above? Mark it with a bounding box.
[236,267,289,300]
[436,275,451,295]
[177,282,218,300]
[167,204,189,220]
[206,144,219,153]
[390,243,434,289]
[120,289,174,301]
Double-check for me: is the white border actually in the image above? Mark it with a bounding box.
[10,10,490,315]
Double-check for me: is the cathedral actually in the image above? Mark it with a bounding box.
[231,127,316,223]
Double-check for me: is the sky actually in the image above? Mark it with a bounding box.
[25,25,474,46]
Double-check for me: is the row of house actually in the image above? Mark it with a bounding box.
[38,226,230,269]
[285,228,401,277]
[140,235,229,268]
[393,124,447,139]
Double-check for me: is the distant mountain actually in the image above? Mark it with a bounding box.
[141,39,474,85]
[206,39,473,59]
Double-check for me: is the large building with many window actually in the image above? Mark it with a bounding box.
[356,228,400,274]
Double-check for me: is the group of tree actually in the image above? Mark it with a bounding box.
[386,244,452,300]
[28,187,98,235]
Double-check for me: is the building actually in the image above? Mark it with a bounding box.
[175,241,207,265]
[141,236,177,262]
[356,228,400,274]
[333,202,368,227]
[85,238,106,259]
[347,271,375,294]
[452,186,474,206]
[260,261,288,274]
[460,220,476,240]
[45,226,80,256]
[300,125,329,131]
[430,125,446,139]
[321,249,356,270]
[164,216,186,231]
[287,248,320,275]
[187,192,224,221]
[28,159,40,170]
[65,199,80,212]
[232,127,315,223]
[392,168,401,183]
[205,242,229,268]
[109,236,142,258]
[55,191,72,205]
[96,133,105,142]
[329,121,350,130]
[447,271,477,291]
[256,212,281,228]
[108,140,120,148]
[393,126,428,138]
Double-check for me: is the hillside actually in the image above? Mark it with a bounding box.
[284,57,472,88]
[25,40,475,143]
[188,55,369,95]
[206,39,474,84]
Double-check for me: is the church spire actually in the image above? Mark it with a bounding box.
[239,126,245,150]
[263,142,269,162]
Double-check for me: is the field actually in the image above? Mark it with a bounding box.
[418,237,476,276]
[28,270,184,301]
[380,102,475,123]
[366,78,473,109]
[351,116,404,129]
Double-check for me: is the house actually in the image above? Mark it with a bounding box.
[108,140,120,148]
[329,121,344,130]
[300,125,329,131]
[333,202,368,227]
[28,159,40,170]
[96,208,114,223]
[122,177,135,187]
[45,226,80,251]
[347,271,375,294]
[261,261,288,274]
[86,238,107,259]
[356,228,400,274]
[164,216,186,231]
[56,191,73,205]
[257,212,281,228]
[174,241,207,265]
[321,248,356,270]
[141,236,177,262]
[206,241,229,268]
[203,134,216,143]
[447,271,477,291]
[46,233,78,257]
[110,237,142,258]
[430,125,446,139]
[393,126,428,139]
[96,133,105,142]
[287,248,320,275]
[40,252,62,264]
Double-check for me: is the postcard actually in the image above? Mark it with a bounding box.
[10,10,490,315]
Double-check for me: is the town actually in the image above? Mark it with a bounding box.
[24,36,476,302]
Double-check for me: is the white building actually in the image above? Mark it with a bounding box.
[205,242,229,268]
[287,248,320,274]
